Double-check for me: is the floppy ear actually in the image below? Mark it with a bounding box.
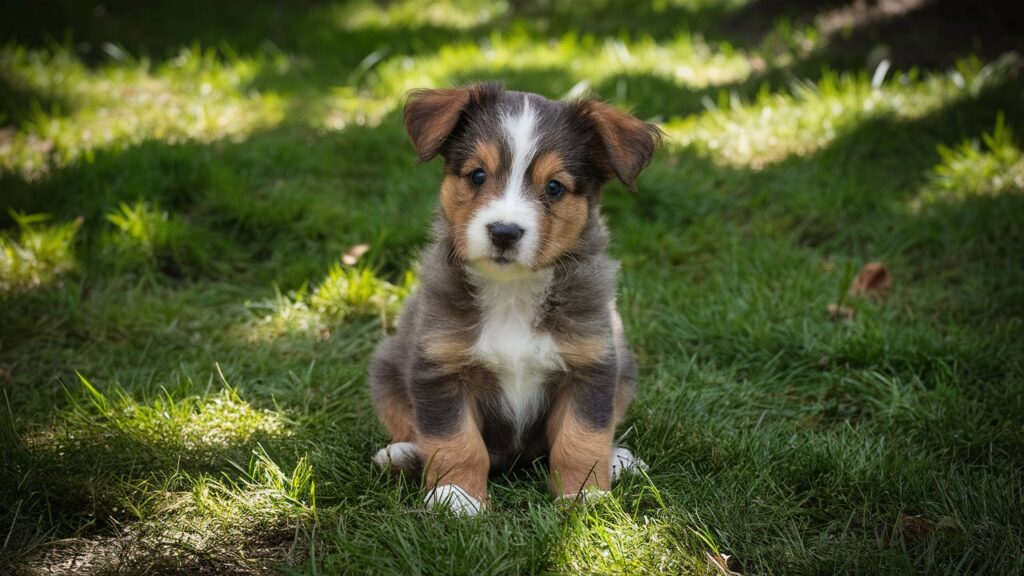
[578,100,663,191]
[403,86,481,162]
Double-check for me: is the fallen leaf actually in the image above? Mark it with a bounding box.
[827,303,855,321]
[849,261,890,297]
[341,243,370,266]
[706,552,743,575]
[897,512,935,543]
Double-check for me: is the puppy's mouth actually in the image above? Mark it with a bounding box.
[491,255,513,265]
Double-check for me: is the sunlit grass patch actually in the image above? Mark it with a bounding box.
[245,264,413,340]
[0,43,285,178]
[337,0,506,31]
[550,488,712,575]
[19,448,315,574]
[921,111,1024,205]
[311,264,412,320]
[0,211,80,293]
[182,447,316,541]
[69,372,287,458]
[4,377,306,572]
[311,30,754,131]
[665,54,1019,168]
[383,31,752,96]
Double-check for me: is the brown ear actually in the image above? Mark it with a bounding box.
[403,86,483,162]
[579,100,663,191]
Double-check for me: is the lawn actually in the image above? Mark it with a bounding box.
[1,0,1023,574]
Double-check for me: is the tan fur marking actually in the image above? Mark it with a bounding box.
[612,381,634,426]
[530,152,575,191]
[536,192,589,267]
[556,334,611,368]
[418,407,490,504]
[476,140,501,175]
[375,392,415,443]
[547,394,614,497]
[440,140,505,260]
[533,150,587,267]
[421,332,475,370]
[440,176,477,259]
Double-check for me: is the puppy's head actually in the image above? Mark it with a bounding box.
[405,83,661,277]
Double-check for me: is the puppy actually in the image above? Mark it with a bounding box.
[369,83,660,515]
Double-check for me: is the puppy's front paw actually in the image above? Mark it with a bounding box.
[610,446,648,482]
[425,484,483,516]
[372,442,419,471]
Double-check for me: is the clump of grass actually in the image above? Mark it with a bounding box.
[169,447,316,571]
[104,200,215,277]
[550,487,711,575]
[69,372,287,459]
[0,211,80,293]
[929,111,1024,199]
[246,264,413,340]
[192,447,315,524]
[310,264,411,320]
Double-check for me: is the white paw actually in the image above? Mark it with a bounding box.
[372,442,419,470]
[610,446,648,482]
[425,484,482,516]
[555,486,612,506]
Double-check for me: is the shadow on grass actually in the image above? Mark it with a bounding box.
[0,64,73,128]
[718,0,1024,68]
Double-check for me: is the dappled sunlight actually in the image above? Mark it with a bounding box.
[66,373,289,456]
[0,211,80,293]
[550,489,711,575]
[663,54,1018,168]
[335,0,507,31]
[320,90,397,131]
[817,0,931,38]
[362,31,753,105]
[0,44,285,179]
[910,112,1024,210]
[242,263,413,342]
[182,447,316,544]
[314,30,755,131]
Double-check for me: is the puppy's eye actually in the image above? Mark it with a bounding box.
[469,169,487,187]
[545,179,565,199]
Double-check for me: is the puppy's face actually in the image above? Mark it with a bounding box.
[404,84,661,276]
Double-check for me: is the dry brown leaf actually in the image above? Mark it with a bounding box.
[341,243,370,266]
[827,303,855,321]
[849,261,890,298]
[706,552,743,575]
[896,513,936,543]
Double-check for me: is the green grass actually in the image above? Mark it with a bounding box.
[2,1,1023,574]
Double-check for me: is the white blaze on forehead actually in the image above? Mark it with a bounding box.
[465,96,542,268]
[502,97,539,197]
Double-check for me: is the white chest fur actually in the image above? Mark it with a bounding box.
[470,268,565,436]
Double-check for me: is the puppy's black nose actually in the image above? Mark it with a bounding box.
[487,222,524,251]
